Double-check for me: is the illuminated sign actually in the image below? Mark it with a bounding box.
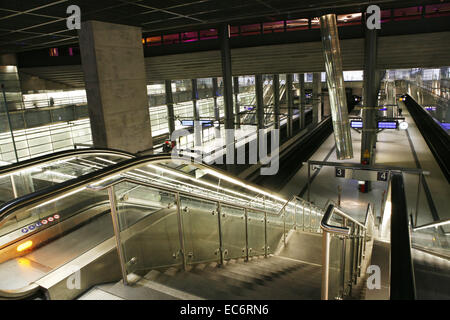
[350,120,363,129]
[377,121,397,129]
[180,120,214,127]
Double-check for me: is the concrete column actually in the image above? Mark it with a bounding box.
[79,20,152,153]
[212,77,221,138]
[191,79,202,146]
[233,76,240,129]
[312,72,322,125]
[361,25,378,165]
[298,73,306,129]
[165,80,176,136]
[273,74,280,129]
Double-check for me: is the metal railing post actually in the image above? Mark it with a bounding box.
[283,208,286,246]
[244,208,249,261]
[302,201,305,231]
[175,192,187,270]
[341,218,347,297]
[107,186,129,285]
[217,202,224,265]
[321,230,331,300]
[264,211,268,257]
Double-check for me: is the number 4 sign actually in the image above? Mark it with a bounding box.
[377,171,388,181]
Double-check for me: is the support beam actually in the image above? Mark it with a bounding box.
[298,73,306,129]
[79,20,152,154]
[312,72,322,125]
[361,24,378,165]
[191,78,201,147]
[212,77,221,138]
[219,24,235,170]
[255,74,264,130]
[233,76,240,129]
[286,74,293,137]
[273,74,280,130]
[165,79,175,136]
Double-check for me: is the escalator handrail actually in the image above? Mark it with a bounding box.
[0,154,287,228]
[0,148,135,176]
[413,218,450,232]
[390,172,416,300]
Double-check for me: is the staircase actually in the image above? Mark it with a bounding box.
[78,231,323,300]
[80,254,321,300]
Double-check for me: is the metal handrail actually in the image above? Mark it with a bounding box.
[412,218,450,231]
[0,148,134,176]
[320,201,375,300]
[88,175,314,221]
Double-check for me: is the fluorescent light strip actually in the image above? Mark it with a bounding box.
[44,170,77,180]
[203,168,286,203]
[138,166,278,211]
[34,187,86,208]
[414,220,450,231]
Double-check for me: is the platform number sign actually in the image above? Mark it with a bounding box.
[335,167,345,178]
[377,171,388,182]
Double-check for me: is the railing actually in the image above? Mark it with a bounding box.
[320,201,375,300]
[87,175,324,285]
[411,218,450,259]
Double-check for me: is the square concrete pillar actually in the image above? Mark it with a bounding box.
[79,20,152,154]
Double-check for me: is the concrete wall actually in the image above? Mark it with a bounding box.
[79,20,153,153]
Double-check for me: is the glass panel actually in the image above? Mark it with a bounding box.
[114,182,181,274]
[328,235,344,299]
[336,13,362,26]
[286,19,308,31]
[180,195,220,264]
[343,236,354,296]
[240,24,261,36]
[303,204,311,230]
[393,6,422,21]
[247,210,265,256]
[411,226,450,258]
[220,205,246,260]
[199,29,218,40]
[0,187,113,291]
[266,212,283,254]
[163,33,180,44]
[425,3,450,18]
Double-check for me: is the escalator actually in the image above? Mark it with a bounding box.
[0,154,375,300]
[0,148,134,205]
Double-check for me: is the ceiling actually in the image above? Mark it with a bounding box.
[0,0,441,54]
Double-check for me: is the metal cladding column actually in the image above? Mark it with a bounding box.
[212,77,221,138]
[286,74,294,137]
[219,24,235,169]
[233,76,241,129]
[319,14,353,160]
[273,74,280,130]
[191,79,202,147]
[361,23,378,165]
[165,80,176,137]
[298,73,306,129]
[312,72,322,125]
